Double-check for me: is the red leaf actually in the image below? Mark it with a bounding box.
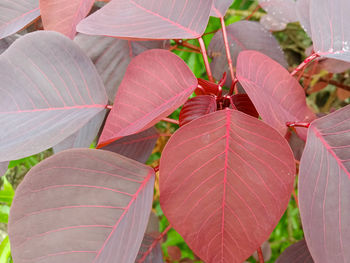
[77,0,212,40]
[236,50,316,140]
[275,240,314,263]
[0,0,40,39]
[40,0,94,39]
[9,148,155,263]
[102,127,159,163]
[210,0,232,18]
[159,109,295,263]
[299,105,350,262]
[74,34,168,102]
[179,95,217,127]
[98,49,197,147]
[310,0,350,62]
[0,31,108,162]
[231,94,259,118]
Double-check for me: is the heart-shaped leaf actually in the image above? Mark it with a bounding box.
[310,0,350,62]
[209,21,287,85]
[40,0,95,39]
[160,109,295,263]
[0,162,8,177]
[102,127,159,163]
[299,105,350,262]
[210,0,233,18]
[77,0,212,40]
[231,94,259,118]
[0,0,40,39]
[275,240,314,263]
[75,34,168,102]
[98,49,197,147]
[179,95,217,127]
[0,31,108,162]
[236,50,316,140]
[9,148,155,263]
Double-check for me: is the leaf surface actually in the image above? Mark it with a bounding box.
[9,148,155,263]
[310,0,350,62]
[299,105,350,262]
[296,0,312,36]
[77,0,212,40]
[159,109,295,263]
[0,31,108,162]
[231,94,259,118]
[210,0,232,18]
[0,0,40,39]
[0,36,16,54]
[98,49,197,147]
[209,21,287,85]
[75,34,168,102]
[0,162,8,177]
[275,240,314,263]
[40,0,94,39]
[258,0,297,23]
[236,50,316,140]
[102,127,159,164]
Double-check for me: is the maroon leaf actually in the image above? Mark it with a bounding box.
[98,49,197,147]
[318,58,350,74]
[231,94,259,118]
[136,212,164,263]
[179,95,217,127]
[209,21,287,85]
[0,0,40,39]
[299,105,350,262]
[0,162,8,176]
[40,0,95,39]
[159,109,295,263]
[53,110,107,153]
[9,148,155,263]
[236,50,316,140]
[0,31,108,162]
[102,127,159,164]
[210,0,232,18]
[77,0,212,40]
[275,240,314,263]
[310,0,350,62]
[74,34,169,102]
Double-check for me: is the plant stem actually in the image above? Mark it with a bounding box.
[257,247,265,263]
[291,53,320,76]
[293,188,299,207]
[245,4,262,20]
[137,225,172,263]
[286,122,310,128]
[198,37,214,82]
[174,40,201,52]
[162,117,179,125]
[220,17,237,95]
[105,105,113,110]
[153,165,159,173]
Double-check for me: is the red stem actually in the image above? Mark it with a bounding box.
[137,225,172,263]
[291,53,320,76]
[257,246,265,263]
[245,4,261,20]
[162,117,179,125]
[286,122,310,128]
[220,17,238,95]
[106,105,113,110]
[198,37,214,82]
[153,165,159,173]
[293,188,299,208]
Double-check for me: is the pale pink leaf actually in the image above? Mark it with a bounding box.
[236,50,316,140]
[9,148,155,263]
[159,109,295,263]
[0,162,8,177]
[0,0,40,39]
[77,0,212,40]
[296,0,312,36]
[40,0,95,39]
[210,0,233,18]
[258,0,298,23]
[98,49,197,147]
[299,105,350,262]
[259,14,287,31]
[0,31,108,162]
[275,240,314,263]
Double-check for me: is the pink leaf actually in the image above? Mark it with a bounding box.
[0,162,8,177]
[98,49,197,147]
[209,21,287,85]
[40,0,95,39]
[231,94,259,118]
[0,0,40,39]
[0,31,108,162]
[102,127,159,163]
[275,240,314,263]
[179,95,217,127]
[210,0,232,18]
[9,148,155,263]
[77,0,212,40]
[236,50,316,140]
[310,0,350,62]
[259,14,287,31]
[159,109,295,263]
[296,0,312,36]
[258,0,298,24]
[299,104,350,262]
[75,34,169,102]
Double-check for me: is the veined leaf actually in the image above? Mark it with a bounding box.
[275,239,314,263]
[210,0,233,18]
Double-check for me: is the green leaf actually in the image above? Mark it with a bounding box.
[0,236,11,263]
[0,178,14,205]
[0,206,10,223]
